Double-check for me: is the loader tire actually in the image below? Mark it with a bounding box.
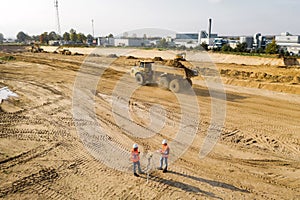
[169,79,181,93]
[159,77,169,89]
[135,73,145,85]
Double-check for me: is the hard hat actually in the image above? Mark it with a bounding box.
[133,143,138,149]
[162,139,167,144]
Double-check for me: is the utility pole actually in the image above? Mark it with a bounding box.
[54,0,61,36]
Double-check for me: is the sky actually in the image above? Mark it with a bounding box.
[0,0,299,38]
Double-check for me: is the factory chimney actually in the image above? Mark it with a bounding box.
[208,18,212,39]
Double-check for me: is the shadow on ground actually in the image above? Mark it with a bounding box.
[169,170,249,193]
[192,86,247,102]
[141,174,222,199]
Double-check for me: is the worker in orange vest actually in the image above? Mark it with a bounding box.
[157,139,170,173]
[131,143,144,177]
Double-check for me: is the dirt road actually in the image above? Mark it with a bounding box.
[0,51,299,199]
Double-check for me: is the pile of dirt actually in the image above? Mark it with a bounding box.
[284,57,300,66]
[153,56,164,61]
[220,69,300,84]
[73,52,84,56]
[90,53,102,57]
[126,55,137,59]
[107,54,118,58]
[0,100,22,113]
[165,59,185,68]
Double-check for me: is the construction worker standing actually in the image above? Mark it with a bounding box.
[157,139,170,173]
[131,143,143,177]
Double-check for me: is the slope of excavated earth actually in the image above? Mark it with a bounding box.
[0,52,299,199]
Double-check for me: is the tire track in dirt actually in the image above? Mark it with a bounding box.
[220,128,300,160]
[0,143,61,170]
[0,128,69,142]
[0,168,59,198]
[0,141,88,199]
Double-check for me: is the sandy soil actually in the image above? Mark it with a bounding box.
[0,50,299,200]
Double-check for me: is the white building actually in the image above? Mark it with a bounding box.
[240,36,253,49]
[97,37,115,46]
[228,40,239,49]
[114,38,149,47]
[275,32,300,54]
[198,31,218,46]
[174,33,199,48]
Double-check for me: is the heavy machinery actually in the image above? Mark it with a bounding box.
[58,48,72,55]
[175,52,186,61]
[130,60,198,93]
[29,43,43,53]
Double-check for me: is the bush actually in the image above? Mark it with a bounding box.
[265,39,279,54]
[0,56,16,61]
[221,44,233,52]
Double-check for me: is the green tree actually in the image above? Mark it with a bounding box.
[17,31,30,43]
[178,45,187,50]
[39,32,49,44]
[0,33,4,43]
[221,44,233,52]
[31,35,40,42]
[77,33,87,43]
[63,32,70,41]
[158,38,168,48]
[265,39,279,54]
[107,33,114,38]
[70,29,77,42]
[255,48,265,54]
[235,42,248,52]
[87,34,93,41]
[48,31,60,41]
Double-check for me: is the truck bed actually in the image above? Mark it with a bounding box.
[152,64,186,77]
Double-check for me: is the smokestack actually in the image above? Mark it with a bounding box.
[208,18,212,39]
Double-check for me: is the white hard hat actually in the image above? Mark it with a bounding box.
[162,139,167,144]
[133,143,138,148]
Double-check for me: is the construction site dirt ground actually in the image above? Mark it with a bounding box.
[0,50,300,200]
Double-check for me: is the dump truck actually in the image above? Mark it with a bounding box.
[130,60,198,93]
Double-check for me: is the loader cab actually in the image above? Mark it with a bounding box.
[130,61,154,78]
[139,61,153,73]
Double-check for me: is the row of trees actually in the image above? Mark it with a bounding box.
[11,29,96,44]
[0,31,289,56]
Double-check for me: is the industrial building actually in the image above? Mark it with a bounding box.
[114,38,150,47]
[275,32,300,55]
[253,33,266,49]
[97,37,115,47]
[240,36,253,49]
[198,18,218,46]
[174,18,218,48]
[174,33,199,48]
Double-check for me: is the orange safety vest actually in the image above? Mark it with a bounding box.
[131,149,140,162]
[161,145,169,158]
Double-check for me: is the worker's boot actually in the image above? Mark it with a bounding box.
[163,167,168,173]
[134,173,139,177]
[157,167,163,170]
